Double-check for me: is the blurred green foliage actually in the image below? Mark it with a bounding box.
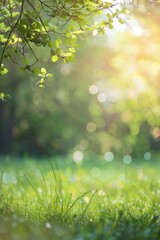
[1,9,160,158]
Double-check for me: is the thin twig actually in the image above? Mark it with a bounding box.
[26,0,51,41]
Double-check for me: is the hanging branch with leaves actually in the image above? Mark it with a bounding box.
[0,0,128,99]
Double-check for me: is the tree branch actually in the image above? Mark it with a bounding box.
[0,0,25,66]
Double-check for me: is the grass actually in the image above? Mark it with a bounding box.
[0,155,160,239]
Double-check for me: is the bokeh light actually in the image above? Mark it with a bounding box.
[97,93,107,103]
[123,155,132,165]
[144,152,151,161]
[73,151,83,164]
[86,122,97,133]
[104,152,114,162]
[89,85,98,94]
[152,127,160,139]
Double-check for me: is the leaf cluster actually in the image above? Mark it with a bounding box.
[0,0,127,92]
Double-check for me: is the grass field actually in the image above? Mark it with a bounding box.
[0,155,160,240]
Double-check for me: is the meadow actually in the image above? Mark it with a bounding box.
[0,155,160,240]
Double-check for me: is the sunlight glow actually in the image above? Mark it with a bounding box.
[133,77,147,92]
[132,26,144,37]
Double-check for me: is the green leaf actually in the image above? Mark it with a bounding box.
[0,92,10,101]
[0,65,8,76]
[34,68,41,75]
[71,34,77,45]
[12,12,19,17]
[0,35,7,43]
[69,47,75,53]
[48,41,56,48]
[40,78,45,84]
[112,13,117,18]
[46,73,53,77]
[105,2,112,8]
[23,58,28,65]
[56,39,62,48]
[19,67,26,73]
[120,8,128,14]
[72,30,83,34]
[106,13,112,19]
[119,18,124,24]
[41,67,46,75]
[65,52,73,57]
[76,15,87,26]
[109,23,113,29]
[66,32,71,38]
[38,74,44,77]
[39,84,45,88]
[52,55,58,62]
